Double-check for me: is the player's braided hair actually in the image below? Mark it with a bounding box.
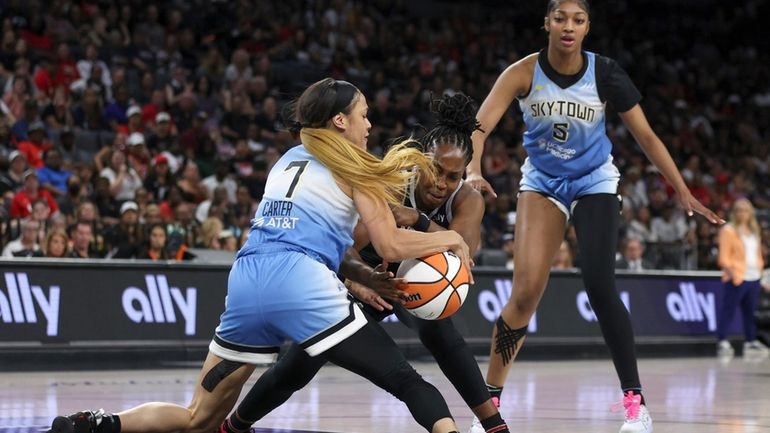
[420,93,482,163]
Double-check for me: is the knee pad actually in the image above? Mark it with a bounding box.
[494,317,527,365]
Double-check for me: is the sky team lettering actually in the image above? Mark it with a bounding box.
[0,272,60,336]
[254,200,299,229]
[530,100,596,122]
[122,275,197,335]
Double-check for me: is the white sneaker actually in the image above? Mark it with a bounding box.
[717,340,734,357]
[467,416,484,433]
[743,340,770,357]
[467,395,501,433]
[617,392,653,433]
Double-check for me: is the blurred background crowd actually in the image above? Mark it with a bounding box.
[0,0,768,270]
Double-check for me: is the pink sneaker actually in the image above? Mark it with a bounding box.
[612,391,653,433]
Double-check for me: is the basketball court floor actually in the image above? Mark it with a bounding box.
[2,357,769,433]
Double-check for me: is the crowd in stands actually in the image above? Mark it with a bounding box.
[0,0,768,270]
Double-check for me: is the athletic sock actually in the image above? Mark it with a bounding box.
[95,413,121,433]
[486,383,503,405]
[480,412,509,433]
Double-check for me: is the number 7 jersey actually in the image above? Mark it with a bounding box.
[519,51,611,179]
[241,145,359,272]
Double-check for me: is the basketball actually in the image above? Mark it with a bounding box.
[396,251,470,320]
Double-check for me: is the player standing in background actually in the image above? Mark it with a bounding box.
[463,1,723,432]
[47,78,472,433]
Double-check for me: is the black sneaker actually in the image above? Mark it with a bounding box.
[48,409,106,433]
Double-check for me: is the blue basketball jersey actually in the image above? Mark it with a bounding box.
[240,145,358,271]
[519,51,612,179]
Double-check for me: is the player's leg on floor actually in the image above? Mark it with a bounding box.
[401,311,508,432]
[50,352,256,433]
[573,194,651,433]
[322,316,457,433]
[222,344,326,432]
[486,192,566,388]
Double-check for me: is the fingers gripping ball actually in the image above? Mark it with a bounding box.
[396,251,470,320]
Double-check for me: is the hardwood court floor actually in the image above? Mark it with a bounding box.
[2,357,769,433]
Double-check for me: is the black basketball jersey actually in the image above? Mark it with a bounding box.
[358,180,464,273]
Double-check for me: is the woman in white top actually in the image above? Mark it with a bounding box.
[716,198,769,356]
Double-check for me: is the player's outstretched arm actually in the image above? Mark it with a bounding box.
[620,104,725,225]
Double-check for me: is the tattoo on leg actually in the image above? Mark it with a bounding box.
[202,360,245,392]
[494,317,527,365]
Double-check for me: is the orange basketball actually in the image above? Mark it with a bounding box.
[396,251,470,320]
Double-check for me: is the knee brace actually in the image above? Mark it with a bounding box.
[494,317,528,365]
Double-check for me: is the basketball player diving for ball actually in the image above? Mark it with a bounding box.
[216,93,511,433]
[47,78,474,433]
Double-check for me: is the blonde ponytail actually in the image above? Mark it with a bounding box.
[300,128,436,206]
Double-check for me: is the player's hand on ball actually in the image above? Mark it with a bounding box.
[367,263,409,303]
[346,280,394,312]
[446,231,474,284]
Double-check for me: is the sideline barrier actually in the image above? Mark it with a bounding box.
[0,259,737,349]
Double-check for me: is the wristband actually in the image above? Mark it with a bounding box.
[413,212,431,232]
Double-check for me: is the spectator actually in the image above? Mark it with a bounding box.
[10,99,40,141]
[551,240,574,270]
[91,176,119,222]
[118,106,145,137]
[219,229,238,253]
[2,218,41,257]
[202,160,237,203]
[43,229,69,258]
[176,160,208,204]
[0,150,27,194]
[501,232,514,270]
[124,132,150,178]
[57,128,92,167]
[716,198,770,357]
[41,86,74,130]
[3,74,32,120]
[651,202,695,269]
[104,200,142,258]
[136,223,169,261]
[10,170,58,218]
[72,87,106,130]
[103,85,130,129]
[616,239,654,271]
[99,149,142,201]
[72,43,112,95]
[197,216,223,249]
[196,184,229,223]
[16,120,52,168]
[146,112,177,152]
[67,220,101,258]
[37,148,72,199]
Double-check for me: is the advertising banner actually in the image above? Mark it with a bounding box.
[0,261,736,347]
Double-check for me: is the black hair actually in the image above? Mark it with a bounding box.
[288,78,360,130]
[546,0,590,16]
[420,93,481,163]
